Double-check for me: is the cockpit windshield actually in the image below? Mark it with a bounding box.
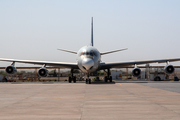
[80,50,96,57]
[83,52,93,56]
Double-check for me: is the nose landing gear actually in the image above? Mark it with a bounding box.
[86,78,91,84]
[86,73,91,84]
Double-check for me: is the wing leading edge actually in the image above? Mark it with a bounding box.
[100,48,128,55]
[0,58,78,69]
[100,58,180,69]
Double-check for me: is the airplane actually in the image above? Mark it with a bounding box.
[0,17,180,84]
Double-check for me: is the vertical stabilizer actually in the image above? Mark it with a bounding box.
[91,17,93,46]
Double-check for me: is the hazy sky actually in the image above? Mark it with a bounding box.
[0,0,180,67]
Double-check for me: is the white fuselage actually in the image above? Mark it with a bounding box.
[77,46,101,73]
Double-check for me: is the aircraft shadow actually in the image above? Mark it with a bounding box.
[91,81,116,84]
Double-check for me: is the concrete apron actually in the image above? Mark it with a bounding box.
[0,83,180,120]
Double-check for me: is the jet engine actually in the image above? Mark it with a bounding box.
[131,67,141,77]
[5,65,17,74]
[164,65,174,74]
[38,67,48,77]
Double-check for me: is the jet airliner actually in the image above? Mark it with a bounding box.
[1,17,180,84]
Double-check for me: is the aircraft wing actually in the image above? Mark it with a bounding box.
[100,58,180,69]
[0,58,78,69]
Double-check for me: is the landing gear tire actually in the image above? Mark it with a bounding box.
[86,79,88,84]
[73,77,76,83]
[104,76,108,82]
[88,79,91,84]
[69,77,72,83]
[109,76,112,82]
[154,76,161,81]
[86,79,91,84]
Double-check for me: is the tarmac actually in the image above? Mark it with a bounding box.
[0,81,180,120]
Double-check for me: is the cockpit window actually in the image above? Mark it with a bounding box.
[79,50,97,57]
[80,51,94,56]
[91,50,96,56]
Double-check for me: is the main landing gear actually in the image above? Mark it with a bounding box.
[104,69,112,83]
[86,73,91,84]
[68,69,76,83]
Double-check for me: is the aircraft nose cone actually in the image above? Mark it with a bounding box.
[82,58,94,70]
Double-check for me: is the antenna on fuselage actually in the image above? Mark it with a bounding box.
[91,17,93,46]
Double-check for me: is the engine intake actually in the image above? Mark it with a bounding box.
[38,68,48,77]
[164,65,174,74]
[131,67,141,77]
[5,65,17,74]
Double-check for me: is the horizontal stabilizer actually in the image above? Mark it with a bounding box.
[57,48,77,54]
[100,48,128,55]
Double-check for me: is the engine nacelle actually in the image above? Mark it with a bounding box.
[164,65,174,74]
[38,67,48,77]
[131,67,141,77]
[5,65,17,74]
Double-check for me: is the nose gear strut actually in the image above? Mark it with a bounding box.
[86,73,91,84]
